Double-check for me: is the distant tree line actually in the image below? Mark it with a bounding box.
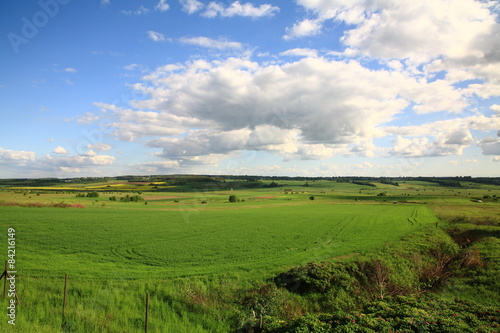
[351,181,377,187]
[379,179,399,186]
[75,191,99,198]
[420,178,462,187]
[263,181,280,188]
[2,175,500,187]
[109,194,144,202]
[0,178,64,186]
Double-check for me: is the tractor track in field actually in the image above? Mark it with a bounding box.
[406,206,421,226]
[315,217,354,251]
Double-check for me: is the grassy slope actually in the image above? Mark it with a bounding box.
[0,179,498,332]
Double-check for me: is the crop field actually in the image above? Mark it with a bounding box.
[0,178,498,332]
[0,203,435,280]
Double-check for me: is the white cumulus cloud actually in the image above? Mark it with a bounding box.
[294,0,497,63]
[53,146,68,154]
[147,31,167,42]
[0,148,36,165]
[284,19,323,40]
[202,1,279,18]
[86,143,112,151]
[179,36,242,50]
[180,0,204,14]
[155,0,169,12]
[478,136,500,156]
[0,147,116,177]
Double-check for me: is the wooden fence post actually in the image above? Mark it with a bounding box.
[0,262,20,304]
[62,274,68,319]
[145,292,150,333]
[3,261,6,298]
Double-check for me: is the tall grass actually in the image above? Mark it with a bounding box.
[0,277,235,332]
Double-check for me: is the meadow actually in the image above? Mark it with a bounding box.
[0,177,498,332]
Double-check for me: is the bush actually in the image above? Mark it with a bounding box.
[229,195,238,203]
[119,194,144,202]
[240,284,291,321]
[276,261,358,295]
[264,296,500,333]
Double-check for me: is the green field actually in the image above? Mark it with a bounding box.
[0,178,498,332]
[0,203,435,279]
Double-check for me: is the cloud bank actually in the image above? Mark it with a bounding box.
[83,51,498,169]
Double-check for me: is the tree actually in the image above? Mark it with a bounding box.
[229,195,238,203]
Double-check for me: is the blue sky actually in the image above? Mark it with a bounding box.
[1,0,499,178]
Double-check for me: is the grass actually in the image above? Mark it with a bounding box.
[0,179,498,332]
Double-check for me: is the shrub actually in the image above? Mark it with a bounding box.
[240,284,291,321]
[119,194,144,202]
[276,261,358,295]
[264,296,500,333]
